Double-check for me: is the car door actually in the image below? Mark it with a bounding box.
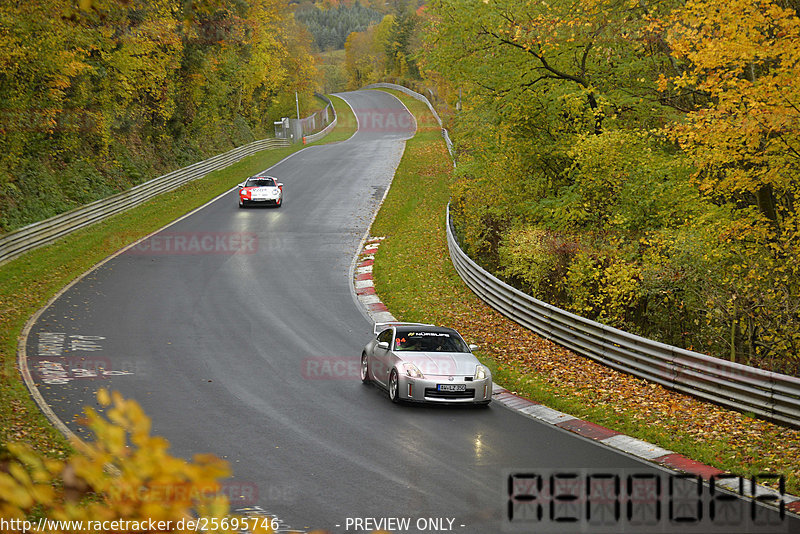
[373,328,394,387]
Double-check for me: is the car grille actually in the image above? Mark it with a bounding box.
[424,388,475,400]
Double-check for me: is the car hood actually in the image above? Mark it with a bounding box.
[244,186,279,192]
[400,352,481,377]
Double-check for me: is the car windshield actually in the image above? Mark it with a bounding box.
[394,331,469,352]
[247,178,275,187]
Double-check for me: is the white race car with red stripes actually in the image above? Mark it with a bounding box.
[238,175,283,208]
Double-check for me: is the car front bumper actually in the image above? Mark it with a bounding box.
[243,197,280,205]
[396,374,492,404]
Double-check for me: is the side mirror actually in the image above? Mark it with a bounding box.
[277,182,284,188]
[468,344,479,351]
[377,341,389,350]
[237,183,245,189]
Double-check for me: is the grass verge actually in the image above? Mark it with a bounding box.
[369,89,800,495]
[0,96,357,454]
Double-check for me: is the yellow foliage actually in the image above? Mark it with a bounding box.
[665,0,800,200]
[563,251,642,329]
[0,390,274,533]
[499,226,557,297]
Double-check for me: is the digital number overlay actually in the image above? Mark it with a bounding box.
[504,468,791,533]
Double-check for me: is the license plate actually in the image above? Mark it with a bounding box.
[437,383,466,392]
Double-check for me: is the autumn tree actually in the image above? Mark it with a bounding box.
[421,0,683,263]
[341,0,425,88]
[420,0,800,373]
[344,15,394,88]
[662,0,800,366]
[665,0,800,228]
[1,391,234,530]
[382,3,421,79]
[294,2,384,51]
[0,0,318,232]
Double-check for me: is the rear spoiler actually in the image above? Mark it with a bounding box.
[373,321,434,336]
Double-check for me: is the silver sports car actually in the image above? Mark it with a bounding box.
[361,322,492,405]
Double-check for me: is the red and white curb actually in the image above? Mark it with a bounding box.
[354,237,396,324]
[351,238,800,517]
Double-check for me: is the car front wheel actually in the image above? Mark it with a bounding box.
[388,369,400,403]
[360,353,370,383]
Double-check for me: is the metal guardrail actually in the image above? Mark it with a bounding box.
[446,204,800,427]
[303,94,338,144]
[0,137,290,265]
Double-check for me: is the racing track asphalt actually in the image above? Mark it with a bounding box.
[24,90,797,533]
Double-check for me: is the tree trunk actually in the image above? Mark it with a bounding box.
[756,184,778,226]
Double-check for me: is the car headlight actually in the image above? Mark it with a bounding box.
[474,364,488,380]
[402,363,424,378]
